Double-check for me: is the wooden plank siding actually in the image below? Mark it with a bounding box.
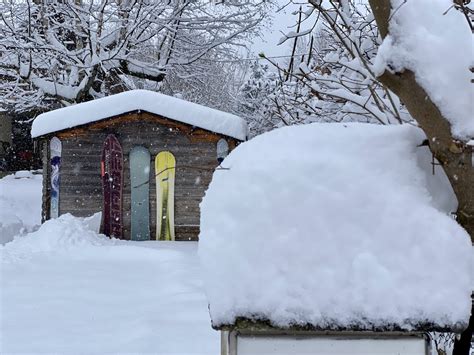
[40,111,239,241]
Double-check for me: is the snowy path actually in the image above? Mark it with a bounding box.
[1,241,218,354]
[0,173,218,353]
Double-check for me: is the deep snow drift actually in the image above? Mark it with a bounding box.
[1,214,218,354]
[0,171,42,244]
[199,123,472,329]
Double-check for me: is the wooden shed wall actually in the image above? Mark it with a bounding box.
[44,111,237,241]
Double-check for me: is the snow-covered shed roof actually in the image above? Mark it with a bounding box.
[31,90,247,140]
[199,123,472,331]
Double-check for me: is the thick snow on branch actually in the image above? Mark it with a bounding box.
[374,0,474,139]
[199,123,472,329]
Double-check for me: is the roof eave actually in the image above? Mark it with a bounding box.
[32,109,246,141]
[213,317,467,334]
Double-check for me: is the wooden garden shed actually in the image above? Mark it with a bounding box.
[31,90,247,241]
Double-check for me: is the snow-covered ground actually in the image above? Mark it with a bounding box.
[0,174,218,354]
[0,171,42,245]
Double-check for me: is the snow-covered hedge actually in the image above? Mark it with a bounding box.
[199,123,472,329]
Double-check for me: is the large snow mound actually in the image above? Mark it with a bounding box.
[199,123,472,329]
[374,0,474,139]
[1,213,113,262]
[31,90,247,140]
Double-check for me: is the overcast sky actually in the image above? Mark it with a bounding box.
[250,1,315,59]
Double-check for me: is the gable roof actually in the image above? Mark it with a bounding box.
[31,90,248,140]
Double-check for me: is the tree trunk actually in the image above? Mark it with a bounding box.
[374,69,474,239]
[368,1,473,353]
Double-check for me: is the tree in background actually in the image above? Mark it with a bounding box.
[160,57,246,115]
[237,61,283,136]
[0,0,270,112]
[243,2,411,135]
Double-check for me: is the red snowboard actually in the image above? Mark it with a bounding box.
[101,134,123,238]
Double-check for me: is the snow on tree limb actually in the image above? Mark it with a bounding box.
[371,0,474,140]
[0,0,270,112]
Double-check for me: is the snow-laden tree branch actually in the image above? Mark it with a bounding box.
[0,0,270,112]
[366,0,473,237]
[245,0,411,135]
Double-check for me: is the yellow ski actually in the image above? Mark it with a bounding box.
[155,151,175,240]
